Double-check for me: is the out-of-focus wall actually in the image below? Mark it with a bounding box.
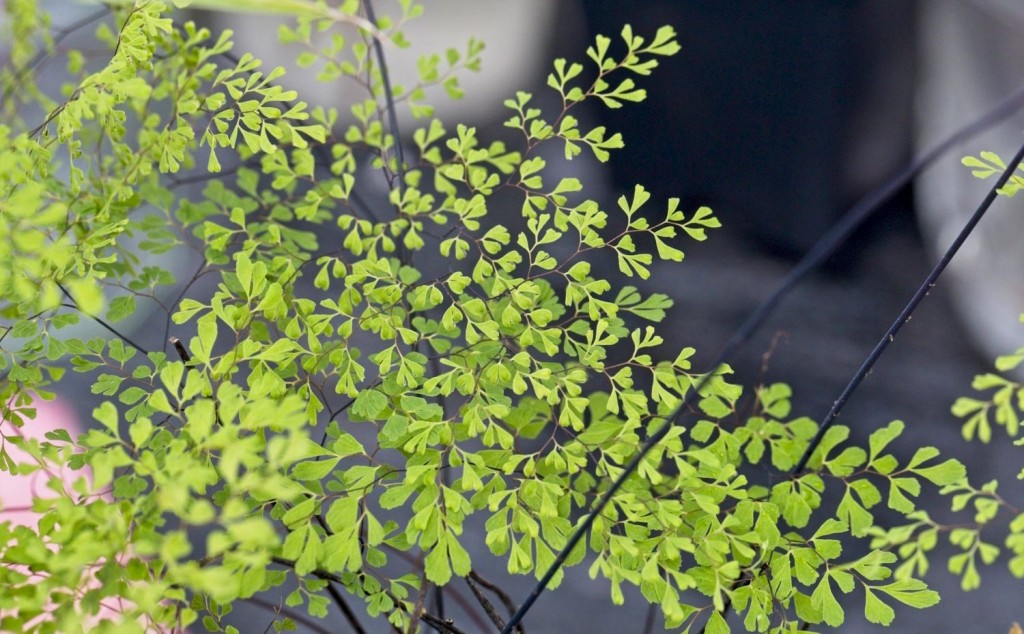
[916,0,1024,365]
[200,0,560,128]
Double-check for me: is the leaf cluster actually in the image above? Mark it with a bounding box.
[0,3,1014,633]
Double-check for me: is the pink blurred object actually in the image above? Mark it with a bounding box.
[1,396,182,632]
[0,394,81,526]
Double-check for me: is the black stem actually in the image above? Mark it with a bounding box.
[57,284,149,356]
[793,137,1024,474]
[420,612,468,634]
[643,603,658,634]
[169,337,191,364]
[326,581,369,634]
[244,595,334,634]
[163,258,206,355]
[434,585,446,627]
[500,87,1024,634]
[697,83,1024,633]
[362,0,407,199]
[468,570,520,625]
[465,573,507,632]
[0,7,111,105]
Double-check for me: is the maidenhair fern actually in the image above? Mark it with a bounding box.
[0,2,1016,633]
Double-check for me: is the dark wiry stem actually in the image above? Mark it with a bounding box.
[325,581,369,634]
[420,612,468,634]
[58,283,148,355]
[362,0,407,199]
[244,595,334,634]
[502,84,1024,634]
[793,137,1024,473]
[0,7,111,107]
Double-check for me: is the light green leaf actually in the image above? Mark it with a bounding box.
[863,588,896,625]
[351,389,388,420]
[292,457,341,481]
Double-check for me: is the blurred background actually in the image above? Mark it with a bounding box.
[6,0,1024,631]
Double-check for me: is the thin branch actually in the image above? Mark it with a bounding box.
[270,556,345,585]
[467,570,519,625]
[163,258,207,355]
[420,612,469,634]
[380,545,496,633]
[643,603,658,634]
[699,107,1024,634]
[433,585,446,628]
[244,595,334,634]
[0,7,111,106]
[501,84,1024,634]
[28,6,142,139]
[362,0,407,199]
[269,555,413,633]
[403,569,428,634]
[217,51,383,227]
[793,137,1024,473]
[57,283,149,355]
[325,581,369,634]
[311,142,379,223]
[465,573,512,633]
[167,161,243,188]
[169,337,191,364]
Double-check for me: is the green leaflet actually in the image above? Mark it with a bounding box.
[0,2,1013,633]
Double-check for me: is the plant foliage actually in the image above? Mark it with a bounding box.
[0,2,1020,632]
